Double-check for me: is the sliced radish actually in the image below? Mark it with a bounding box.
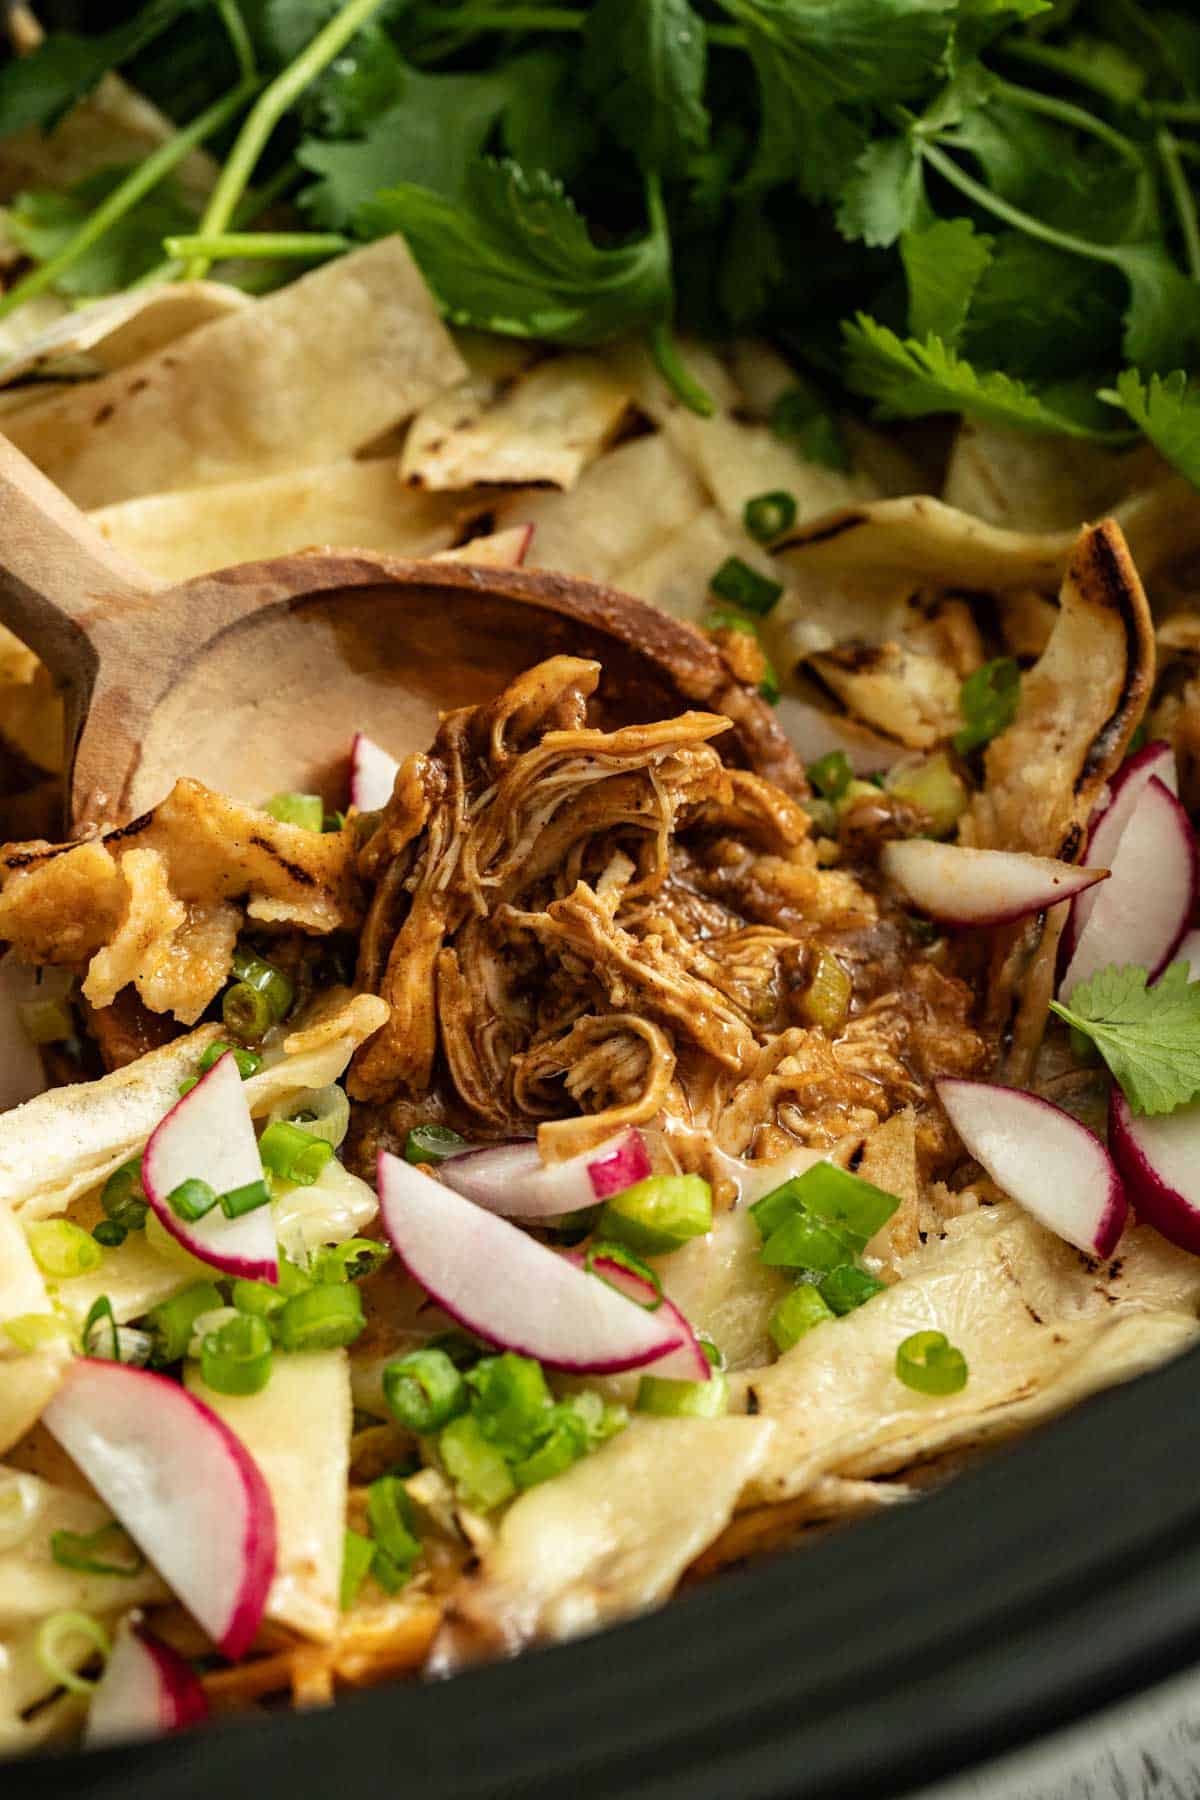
[566,1251,709,1381]
[141,1053,276,1283]
[1110,1087,1200,1256]
[441,1128,651,1219]
[349,731,399,812]
[44,1361,276,1659]
[881,840,1108,928]
[377,1151,683,1373]
[0,953,50,1113]
[773,696,899,775]
[937,1078,1126,1257]
[86,1618,208,1747]
[1059,776,1196,1001]
[434,523,534,568]
[1062,741,1178,966]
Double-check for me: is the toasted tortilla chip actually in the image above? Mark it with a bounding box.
[661,409,878,533]
[737,1203,1200,1506]
[655,1207,790,1372]
[6,239,467,506]
[89,460,483,582]
[0,281,249,384]
[943,420,1144,533]
[619,506,781,626]
[438,1416,774,1659]
[432,524,533,568]
[0,989,386,1218]
[808,641,961,748]
[402,350,631,491]
[779,495,1075,594]
[501,431,706,584]
[690,1474,912,1576]
[188,1351,351,1643]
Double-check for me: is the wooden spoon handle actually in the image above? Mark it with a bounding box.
[0,432,154,680]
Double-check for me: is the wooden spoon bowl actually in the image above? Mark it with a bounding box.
[0,436,801,832]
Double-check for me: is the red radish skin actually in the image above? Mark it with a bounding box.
[377,1151,685,1373]
[441,1129,651,1217]
[1059,776,1197,1001]
[1110,1087,1200,1256]
[350,731,400,812]
[566,1252,710,1381]
[141,1053,276,1283]
[44,1361,276,1660]
[86,1620,208,1747]
[1062,742,1178,967]
[880,840,1108,928]
[937,1078,1127,1257]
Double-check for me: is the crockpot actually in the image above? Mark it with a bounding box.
[10,1338,1200,1799]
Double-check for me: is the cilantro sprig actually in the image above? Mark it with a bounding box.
[8,0,1200,455]
[1050,961,1200,1117]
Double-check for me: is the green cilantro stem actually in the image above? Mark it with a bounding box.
[645,171,714,418]
[186,0,393,280]
[919,139,1132,274]
[991,78,1148,175]
[424,6,742,47]
[0,72,260,325]
[165,230,351,261]
[135,162,304,292]
[1157,127,1200,282]
[998,39,1144,109]
[213,0,257,82]
[1151,102,1200,123]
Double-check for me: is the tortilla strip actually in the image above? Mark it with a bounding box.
[942,420,1144,533]
[0,1468,167,1629]
[736,1203,1200,1506]
[0,71,217,205]
[5,239,466,506]
[402,350,632,491]
[962,521,1154,1077]
[808,641,961,748]
[778,495,1075,593]
[0,282,249,385]
[89,460,482,582]
[660,408,877,531]
[619,505,780,626]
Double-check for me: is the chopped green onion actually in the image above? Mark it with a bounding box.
[232,1279,286,1321]
[895,1329,968,1396]
[751,1162,900,1250]
[759,1211,857,1273]
[233,946,294,1016]
[438,1412,516,1511]
[17,995,73,1045]
[597,1173,713,1256]
[709,556,783,616]
[704,608,758,636]
[259,1119,334,1187]
[91,1220,127,1249]
[201,1313,273,1395]
[82,1295,119,1360]
[884,751,967,838]
[636,1370,729,1418]
[953,657,1020,755]
[583,1240,663,1308]
[759,660,781,706]
[145,1281,224,1364]
[310,1238,390,1284]
[807,750,853,801]
[3,1312,69,1352]
[340,1527,375,1610]
[168,1178,218,1224]
[178,1077,199,1097]
[382,1348,467,1433]
[324,810,347,833]
[35,1610,110,1695]
[743,490,797,542]
[277,1255,313,1297]
[366,1475,420,1575]
[101,1159,148,1233]
[467,1353,551,1453]
[222,981,274,1041]
[404,1124,470,1165]
[818,1265,886,1316]
[512,1407,589,1488]
[559,1390,627,1448]
[219,1178,272,1219]
[425,1328,483,1368]
[50,1521,144,1578]
[769,1282,835,1352]
[275,1282,365,1351]
[26,1220,103,1279]
[268,1083,349,1148]
[199,1039,262,1078]
[264,791,324,831]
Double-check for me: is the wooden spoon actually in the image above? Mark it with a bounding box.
[0,436,801,834]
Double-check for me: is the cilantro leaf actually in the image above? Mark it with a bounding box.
[836,135,926,248]
[964,236,1124,381]
[1107,369,1200,493]
[717,0,955,198]
[581,0,709,177]
[501,50,599,186]
[1050,962,1200,1117]
[1110,245,1200,373]
[0,0,200,136]
[842,317,1125,439]
[718,196,783,326]
[298,65,522,226]
[901,218,993,344]
[6,169,194,297]
[358,159,671,346]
